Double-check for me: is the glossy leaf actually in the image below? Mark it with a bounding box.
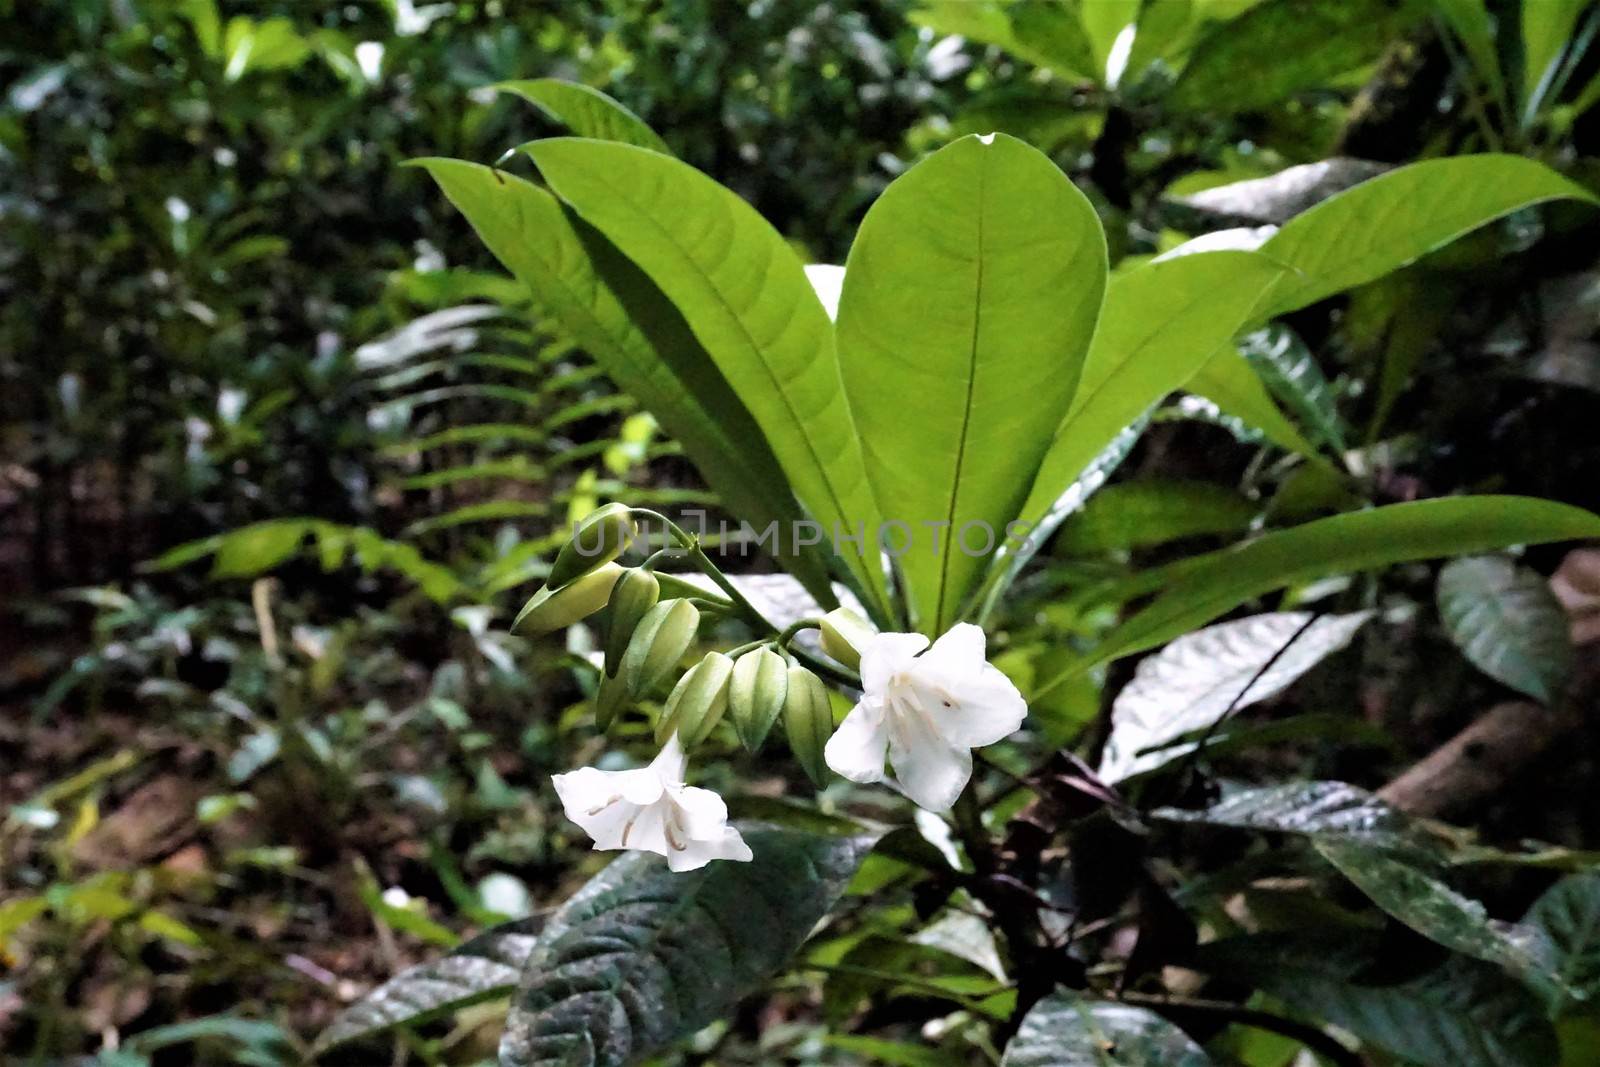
[499,826,875,1067]
[1039,496,1600,689]
[497,79,669,153]
[1154,780,1436,860]
[415,158,836,603]
[1009,251,1286,585]
[1056,479,1258,556]
[1438,555,1573,704]
[525,139,889,616]
[1524,871,1600,1015]
[316,917,542,1054]
[835,133,1106,631]
[1001,990,1212,1066]
[1169,0,1410,114]
[1259,155,1598,315]
[1316,840,1566,1000]
[1098,611,1372,782]
[1198,933,1560,1067]
[1522,0,1590,121]
[1239,323,1348,453]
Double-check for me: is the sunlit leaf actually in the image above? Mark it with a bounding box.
[497,80,669,153]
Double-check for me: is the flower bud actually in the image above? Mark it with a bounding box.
[728,647,788,751]
[819,607,876,671]
[658,651,734,748]
[548,503,636,589]
[619,598,700,697]
[783,665,834,786]
[513,562,623,634]
[593,669,629,732]
[603,568,660,674]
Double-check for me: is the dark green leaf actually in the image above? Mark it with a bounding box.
[1239,324,1348,453]
[316,917,542,1055]
[1525,871,1600,1016]
[1197,933,1560,1067]
[1056,479,1259,556]
[1438,555,1574,703]
[1154,780,1436,860]
[1001,990,1212,1066]
[1169,0,1411,114]
[499,826,875,1067]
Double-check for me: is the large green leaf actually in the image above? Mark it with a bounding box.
[835,133,1105,632]
[1056,478,1258,556]
[316,917,541,1055]
[1005,251,1286,589]
[496,80,669,154]
[1001,990,1212,1066]
[525,139,889,618]
[499,826,874,1067]
[415,159,835,603]
[1168,0,1411,114]
[1098,611,1372,783]
[1259,155,1598,315]
[1521,0,1590,121]
[1035,496,1600,692]
[1197,933,1560,1067]
[1437,555,1574,704]
[1315,840,1566,1001]
[1525,871,1600,1016]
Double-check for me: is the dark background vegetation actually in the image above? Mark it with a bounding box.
[4,0,1600,1063]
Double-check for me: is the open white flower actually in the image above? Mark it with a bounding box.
[552,735,752,872]
[825,623,1027,812]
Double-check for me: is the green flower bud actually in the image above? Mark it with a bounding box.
[603,568,660,674]
[728,647,788,751]
[513,562,624,634]
[593,669,629,732]
[658,651,734,748]
[619,598,700,697]
[548,503,636,588]
[819,607,876,671]
[783,665,835,786]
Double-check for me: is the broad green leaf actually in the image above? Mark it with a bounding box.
[1525,871,1600,1015]
[1036,496,1600,691]
[525,139,888,617]
[496,79,669,154]
[1438,555,1574,704]
[1154,780,1438,860]
[1316,840,1566,1000]
[1185,346,1322,460]
[912,1,1096,80]
[1098,611,1372,782]
[499,826,875,1067]
[316,917,541,1054]
[415,158,835,603]
[825,1035,962,1067]
[1009,251,1286,582]
[1239,324,1347,452]
[1001,990,1212,1066]
[1078,0,1140,83]
[1522,0,1590,122]
[1056,479,1259,556]
[1198,933,1560,1067]
[1260,155,1598,315]
[1168,0,1410,114]
[836,133,1106,632]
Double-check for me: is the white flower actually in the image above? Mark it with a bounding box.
[552,735,753,872]
[824,623,1027,812]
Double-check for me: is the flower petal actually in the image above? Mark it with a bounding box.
[925,622,988,670]
[648,733,689,787]
[860,632,929,694]
[666,825,754,872]
[670,784,731,841]
[887,710,973,812]
[553,768,646,849]
[910,664,1027,749]
[824,699,891,784]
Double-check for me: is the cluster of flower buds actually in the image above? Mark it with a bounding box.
[516,506,871,783]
